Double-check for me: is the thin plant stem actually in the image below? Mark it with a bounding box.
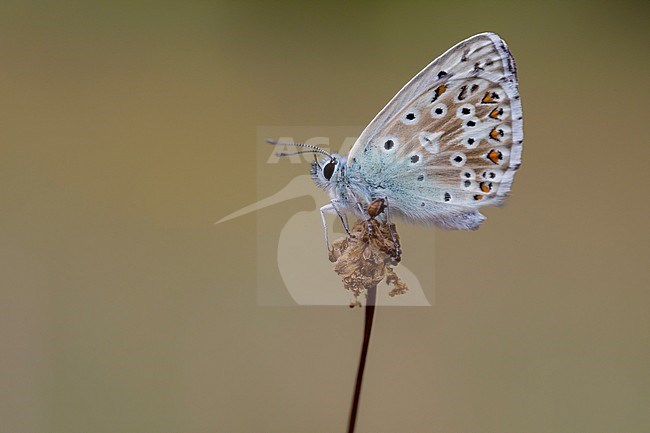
[347,285,377,433]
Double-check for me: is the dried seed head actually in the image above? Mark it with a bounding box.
[328,216,407,307]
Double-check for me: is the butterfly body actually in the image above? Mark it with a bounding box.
[312,150,486,230]
[305,32,522,238]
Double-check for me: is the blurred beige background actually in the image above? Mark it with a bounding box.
[1,1,648,432]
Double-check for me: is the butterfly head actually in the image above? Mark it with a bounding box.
[311,153,347,190]
[266,139,347,192]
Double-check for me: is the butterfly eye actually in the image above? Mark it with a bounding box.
[323,161,336,180]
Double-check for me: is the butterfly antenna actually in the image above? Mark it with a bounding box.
[266,139,332,159]
[275,150,331,158]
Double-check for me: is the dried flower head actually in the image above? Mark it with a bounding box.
[328,200,408,307]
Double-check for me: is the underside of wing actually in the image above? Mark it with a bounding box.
[348,33,523,228]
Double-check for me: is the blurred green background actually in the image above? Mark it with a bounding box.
[1,1,648,432]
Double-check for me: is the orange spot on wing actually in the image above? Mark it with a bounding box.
[489,108,503,119]
[480,182,492,193]
[473,194,484,201]
[489,127,504,141]
[481,91,499,103]
[487,149,502,164]
[431,85,447,102]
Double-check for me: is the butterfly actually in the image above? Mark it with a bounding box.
[269,32,522,246]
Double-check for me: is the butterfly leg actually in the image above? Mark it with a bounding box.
[319,204,335,250]
[340,187,373,236]
[354,200,374,237]
[330,199,351,236]
[382,196,401,258]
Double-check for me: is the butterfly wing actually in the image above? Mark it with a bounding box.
[347,32,522,229]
